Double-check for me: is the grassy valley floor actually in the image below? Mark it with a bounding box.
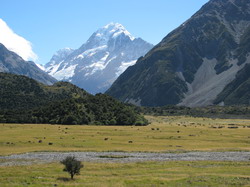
[0,161,249,186]
[0,116,250,155]
[0,116,249,186]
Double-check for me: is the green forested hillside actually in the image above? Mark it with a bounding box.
[138,105,250,119]
[0,73,88,110]
[0,73,148,125]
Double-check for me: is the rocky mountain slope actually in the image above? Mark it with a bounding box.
[106,0,250,107]
[45,23,153,94]
[0,43,56,85]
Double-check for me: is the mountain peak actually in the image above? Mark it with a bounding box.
[45,47,74,69]
[93,22,135,42]
[54,48,74,56]
[103,22,123,29]
[45,22,153,94]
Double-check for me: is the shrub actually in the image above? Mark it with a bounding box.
[60,156,83,180]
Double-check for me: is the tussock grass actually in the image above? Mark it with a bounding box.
[0,161,249,186]
[0,116,250,156]
[0,116,250,186]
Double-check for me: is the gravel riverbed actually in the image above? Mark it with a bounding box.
[0,151,249,166]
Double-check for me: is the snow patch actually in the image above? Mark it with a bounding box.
[96,22,135,42]
[116,60,137,76]
[77,54,84,59]
[51,64,78,80]
[86,53,110,75]
[112,30,135,41]
[74,45,107,61]
[84,45,107,57]
[100,52,110,61]
[47,61,64,75]
[35,63,45,71]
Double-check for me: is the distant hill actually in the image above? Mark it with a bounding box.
[0,73,147,125]
[0,72,88,110]
[106,0,250,107]
[0,43,56,85]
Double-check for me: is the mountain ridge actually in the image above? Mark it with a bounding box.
[45,23,153,94]
[0,43,56,85]
[106,0,250,107]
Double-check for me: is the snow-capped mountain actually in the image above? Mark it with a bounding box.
[44,23,153,94]
[45,48,74,80]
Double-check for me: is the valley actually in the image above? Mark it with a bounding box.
[0,116,249,186]
[1,116,249,156]
[1,0,250,186]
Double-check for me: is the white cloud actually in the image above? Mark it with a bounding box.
[0,19,38,62]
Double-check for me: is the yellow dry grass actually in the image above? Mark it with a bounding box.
[0,161,250,186]
[0,116,249,156]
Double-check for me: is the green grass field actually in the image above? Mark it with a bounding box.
[0,161,249,186]
[0,116,249,155]
[0,116,250,186]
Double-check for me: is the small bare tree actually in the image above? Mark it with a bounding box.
[60,156,83,180]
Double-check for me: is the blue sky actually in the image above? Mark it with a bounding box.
[1,0,209,64]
